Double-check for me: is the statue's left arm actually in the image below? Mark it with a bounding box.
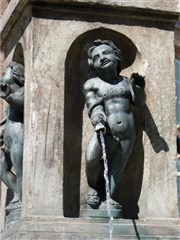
[130,73,146,107]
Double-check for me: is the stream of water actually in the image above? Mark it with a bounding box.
[99,130,114,240]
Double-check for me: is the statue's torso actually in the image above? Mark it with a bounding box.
[88,76,135,140]
[90,76,131,109]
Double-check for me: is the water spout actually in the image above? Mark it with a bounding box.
[99,130,114,240]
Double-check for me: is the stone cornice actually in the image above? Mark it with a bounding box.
[31,1,179,25]
[30,0,180,13]
[0,0,179,48]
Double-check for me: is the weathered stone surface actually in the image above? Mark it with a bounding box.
[1,217,180,240]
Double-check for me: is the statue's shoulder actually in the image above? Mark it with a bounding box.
[83,77,99,91]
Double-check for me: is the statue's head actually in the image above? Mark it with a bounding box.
[0,62,24,86]
[88,39,123,74]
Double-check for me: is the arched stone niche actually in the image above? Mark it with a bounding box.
[63,27,144,218]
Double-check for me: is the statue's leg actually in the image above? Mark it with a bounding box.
[0,151,19,202]
[86,132,102,208]
[9,139,23,202]
[86,132,102,189]
[110,139,134,197]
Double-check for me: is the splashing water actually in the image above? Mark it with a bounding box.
[99,130,114,240]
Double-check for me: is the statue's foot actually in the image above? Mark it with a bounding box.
[86,188,101,209]
[100,198,122,210]
[6,200,21,211]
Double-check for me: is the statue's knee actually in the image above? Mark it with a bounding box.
[86,145,101,164]
[86,149,100,164]
[86,155,95,166]
[16,170,22,179]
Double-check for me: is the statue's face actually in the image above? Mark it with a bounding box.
[91,44,117,73]
[0,65,14,85]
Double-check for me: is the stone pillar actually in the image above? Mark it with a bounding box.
[22,16,64,216]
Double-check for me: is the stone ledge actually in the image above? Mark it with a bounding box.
[1,0,179,48]
[1,217,180,240]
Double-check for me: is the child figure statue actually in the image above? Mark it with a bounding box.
[0,62,24,208]
[83,40,146,214]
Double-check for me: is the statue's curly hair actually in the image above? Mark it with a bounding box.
[9,62,25,87]
[88,39,123,74]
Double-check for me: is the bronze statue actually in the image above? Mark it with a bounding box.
[0,62,24,205]
[83,40,146,211]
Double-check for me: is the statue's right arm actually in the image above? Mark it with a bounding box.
[83,80,106,132]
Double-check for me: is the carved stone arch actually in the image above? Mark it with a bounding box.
[63,27,141,218]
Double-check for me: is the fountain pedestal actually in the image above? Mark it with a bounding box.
[1,217,180,240]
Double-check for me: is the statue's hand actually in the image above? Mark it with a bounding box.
[0,83,11,99]
[130,73,145,89]
[91,113,106,133]
[94,123,106,133]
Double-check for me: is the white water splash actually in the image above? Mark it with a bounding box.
[99,131,114,240]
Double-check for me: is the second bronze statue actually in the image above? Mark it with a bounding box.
[0,62,24,207]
